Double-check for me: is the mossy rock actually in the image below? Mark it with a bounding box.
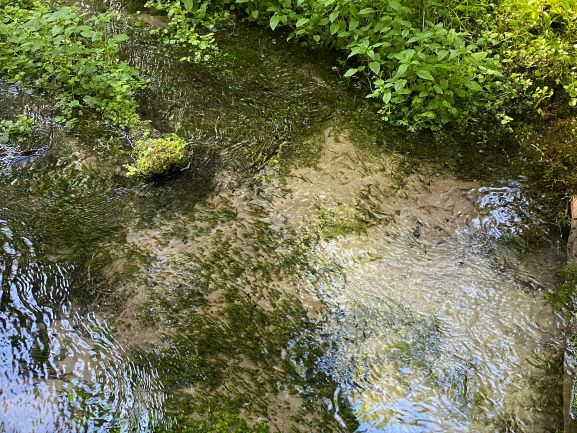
[127,133,188,178]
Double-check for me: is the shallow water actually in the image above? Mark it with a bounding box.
[0,214,165,433]
[0,8,567,433]
[278,134,565,432]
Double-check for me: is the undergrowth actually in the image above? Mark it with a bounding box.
[0,0,145,127]
[144,0,577,133]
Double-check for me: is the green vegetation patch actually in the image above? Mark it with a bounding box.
[0,0,145,127]
[0,114,35,146]
[157,410,268,433]
[146,0,577,133]
[126,133,189,177]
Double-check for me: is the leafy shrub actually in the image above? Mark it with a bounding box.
[497,0,577,109]
[142,0,220,62]
[126,133,189,177]
[186,0,508,131]
[146,0,577,132]
[0,2,146,127]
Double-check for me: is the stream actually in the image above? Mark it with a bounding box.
[0,6,567,433]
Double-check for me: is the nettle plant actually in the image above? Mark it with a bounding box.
[0,2,145,127]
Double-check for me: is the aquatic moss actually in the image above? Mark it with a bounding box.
[127,134,189,178]
[156,410,268,433]
[547,265,577,312]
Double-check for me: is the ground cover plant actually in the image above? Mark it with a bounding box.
[0,0,145,127]
[144,0,576,132]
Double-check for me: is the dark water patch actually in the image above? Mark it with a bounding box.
[0,83,63,170]
[119,19,380,174]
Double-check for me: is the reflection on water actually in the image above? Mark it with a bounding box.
[277,133,564,432]
[471,180,539,240]
[0,215,165,433]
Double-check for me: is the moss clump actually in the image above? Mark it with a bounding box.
[127,133,188,178]
[547,266,577,313]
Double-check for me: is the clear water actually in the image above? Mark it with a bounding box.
[0,9,566,433]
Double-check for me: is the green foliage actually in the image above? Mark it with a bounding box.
[518,117,577,202]
[187,0,508,131]
[547,265,577,312]
[126,133,189,177]
[144,0,221,62]
[146,0,577,132]
[496,0,577,109]
[0,2,146,127]
[0,115,35,144]
[158,411,268,433]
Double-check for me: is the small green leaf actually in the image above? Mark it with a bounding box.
[344,68,358,77]
[296,17,309,27]
[382,91,392,104]
[466,81,483,92]
[472,51,488,60]
[394,79,407,92]
[437,50,449,61]
[330,22,340,35]
[369,61,380,75]
[389,0,402,12]
[313,34,321,43]
[182,0,193,10]
[397,63,408,77]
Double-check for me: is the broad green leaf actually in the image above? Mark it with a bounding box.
[466,81,483,91]
[296,17,309,27]
[369,61,380,74]
[382,91,392,104]
[270,14,280,30]
[394,79,407,91]
[389,0,401,12]
[182,0,193,10]
[472,51,488,60]
[330,22,340,35]
[437,50,449,61]
[344,68,358,77]
[416,69,434,81]
[110,34,129,43]
[397,63,409,77]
